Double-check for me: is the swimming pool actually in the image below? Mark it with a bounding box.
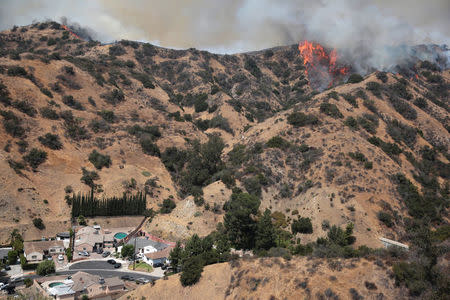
[114,232,127,239]
[49,282,64,288]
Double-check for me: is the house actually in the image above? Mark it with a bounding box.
[0,247,12,263]
[74,227,104,253]
[143,246,173,266]
[56,232,71,240]
[35,271,125,300]
[127,237,168,256]
[24,240,65,262]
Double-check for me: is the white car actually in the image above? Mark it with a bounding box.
[58,254,64,261]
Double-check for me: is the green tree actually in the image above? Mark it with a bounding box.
[77,215,87,226]
[36,260,55,276]
[160,198,176,214]
[291,217,313,234]
[224,192,260,250]
[169,241,184,273]
[24,278,33,287]
[255,209,276,250]
[33,218,45,230]
[10,229,24,252]
[121,244,134,258]
[65,248,72,262]
[180,256,204,286]
[8,250,18,265]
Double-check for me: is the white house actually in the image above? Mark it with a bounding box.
[24,240,65,262]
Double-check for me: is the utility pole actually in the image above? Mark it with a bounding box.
[133,236,136,271]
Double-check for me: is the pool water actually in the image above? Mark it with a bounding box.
[114,232,127,239]
[49,282,64,288]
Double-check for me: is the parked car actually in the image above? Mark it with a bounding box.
[120,275,133,281]
[113,263,122,269]
[58,255,64,261]
[4,265,11,271]
[153,261,164,268]
[78,251,90,257]
[102,251,111,258]
[96,248,103,254]
[107,259,116,264]
[0,282,6,290]
[161,264,167,270]
[135,278,150,284]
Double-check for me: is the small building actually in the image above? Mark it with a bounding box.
[127,237,168,256]
[379,237,409,250]
[56,232,71,240]
[143,246,173,266]
[0,247,12,263]
[24,240,65,262]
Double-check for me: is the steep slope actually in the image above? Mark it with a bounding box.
[0,22,448,248]
[121,256,407,300]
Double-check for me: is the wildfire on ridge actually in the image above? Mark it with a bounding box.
[62,25,82,40]
[298,40,349,90]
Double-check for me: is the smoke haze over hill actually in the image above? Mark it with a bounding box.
[0,0,449,72]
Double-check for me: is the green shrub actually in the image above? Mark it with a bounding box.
[88,150,111,169]
[131,72,155,89]
[367,136,402,157]
[38,133,63,150]
[101,89,125,105]
[33,218,45,230]
[12,100,37,116]
[36,260,55,275]
[357,114,378,134]
[128,124,161,139]
[362,99,378,114]
[389,82,412,100]
[386,120,416,147]
[366,82,383,98]
[320,102,343,118]
[377,211,393,227]
[24,148,47,169]
[97,110,115,123]
[393,262,427,296]
[376,72,388,83]
[342,93,358,107]
[140,138,160,156]
[291,217,313,234]
[40,87,53,98]
[348,151,367,163]
[89,119,110,133]
[344,116,358,130]
[194,95,208,112]
[346,74,364,84]
[0,110,25,137]
[389,96,417,120]
[7,66,27,77]
[160,197,176,214]
[109,45,126,56]
[40,106,59,119]
[266,136,290,149]
[413,97,427,109]
[244,57,262,78]
[287,112,319,127]
[62,95,84,110]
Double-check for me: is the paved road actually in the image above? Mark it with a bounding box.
[58,270,158,281]
[69,260,116,270]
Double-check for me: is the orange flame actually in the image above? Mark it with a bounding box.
[298,40,349,89]
[61,25,82,40]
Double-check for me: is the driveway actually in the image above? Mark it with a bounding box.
[69,260,117,270]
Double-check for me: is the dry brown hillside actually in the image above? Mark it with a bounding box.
[121,256,408,300]
[0,22,448,248]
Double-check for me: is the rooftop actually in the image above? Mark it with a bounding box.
[24,240,64,254]
[144,246,173,260]
[127,237,168,252]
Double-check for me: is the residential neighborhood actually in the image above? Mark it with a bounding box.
[0,221,175,298]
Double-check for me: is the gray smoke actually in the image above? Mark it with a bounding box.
[0,0,448,72]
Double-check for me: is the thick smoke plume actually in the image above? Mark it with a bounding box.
[0,0,448,73]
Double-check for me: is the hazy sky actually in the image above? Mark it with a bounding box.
[0,0,448,53]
